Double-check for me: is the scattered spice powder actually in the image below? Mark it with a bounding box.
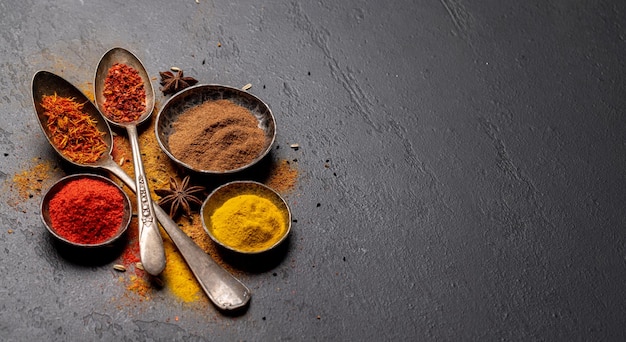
[126,275,152,298]
[102,63,146,123]
[121,218,141,265]
[10,158,56,200]
[111,135,134,179]
[168,99,267,171]
[180,214,236,274]
[161,237,203,303]
[179,215,213,252]
[265,159,298,193]
[41,94,108,164]
[118,223,155,300]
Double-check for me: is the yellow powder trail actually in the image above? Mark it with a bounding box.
[161,237,203,303]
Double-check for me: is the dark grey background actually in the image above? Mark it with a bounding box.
[1,0,626,340]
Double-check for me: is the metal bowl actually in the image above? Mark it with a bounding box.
[41,173,132,248]
[155,84,276,174]
[201,181,291,254]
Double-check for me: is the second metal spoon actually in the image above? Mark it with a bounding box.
[94,47,165,276]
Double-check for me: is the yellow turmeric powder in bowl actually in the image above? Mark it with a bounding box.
[201,181,291,254]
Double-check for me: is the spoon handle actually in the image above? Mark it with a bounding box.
[153,204,252,310]
[126,125,166,276]
[101,158,251,310]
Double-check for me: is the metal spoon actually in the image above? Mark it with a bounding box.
[31,70,251,310]
[93,48,165,276]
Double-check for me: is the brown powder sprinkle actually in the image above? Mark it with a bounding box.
[180,214,238,275]
[168,99,266,172]
[265,159,298,194]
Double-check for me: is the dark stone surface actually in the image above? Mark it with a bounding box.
[1,0,625,340]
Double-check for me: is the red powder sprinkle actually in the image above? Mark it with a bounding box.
[122,219,141,264]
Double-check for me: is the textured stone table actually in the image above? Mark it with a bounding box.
[1,1,625,340]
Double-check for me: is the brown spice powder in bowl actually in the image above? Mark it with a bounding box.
[168,99,266,171]
[155,84,276,174]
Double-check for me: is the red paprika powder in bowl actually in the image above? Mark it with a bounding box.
[41,173,132,248]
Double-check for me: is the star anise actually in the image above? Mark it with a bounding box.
[155,176,205,218]
[159,70,198,95]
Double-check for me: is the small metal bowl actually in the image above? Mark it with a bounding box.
[201,181,291,254]
[155,84,276,174]
[41,173,132,248]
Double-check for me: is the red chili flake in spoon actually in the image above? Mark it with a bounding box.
[102,63,147,123]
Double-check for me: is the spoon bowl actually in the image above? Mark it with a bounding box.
[94,47,155,127]
[31,70,114,167]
